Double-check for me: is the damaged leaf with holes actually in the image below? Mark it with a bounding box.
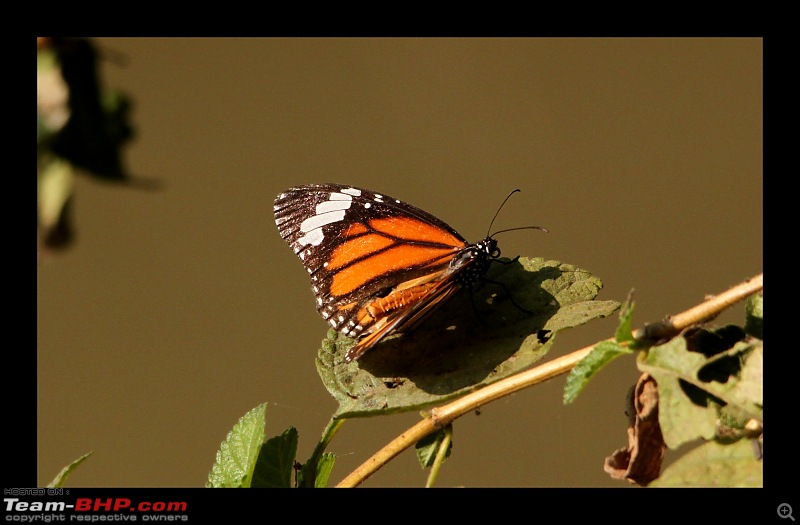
[602,291,762,487]
[637,322,762,450]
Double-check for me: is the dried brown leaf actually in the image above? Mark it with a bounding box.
[604,373,666,486]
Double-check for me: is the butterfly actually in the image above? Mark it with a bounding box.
[273,183,546,363]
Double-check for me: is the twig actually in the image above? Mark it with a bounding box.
[334,273,763,488]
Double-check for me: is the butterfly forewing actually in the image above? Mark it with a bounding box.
[274,184,472,348]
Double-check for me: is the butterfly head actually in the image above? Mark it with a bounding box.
[451,237,499,286]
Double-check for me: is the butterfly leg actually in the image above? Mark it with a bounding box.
[480,277,533,315]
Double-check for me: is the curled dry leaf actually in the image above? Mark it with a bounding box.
[604,372,666,486]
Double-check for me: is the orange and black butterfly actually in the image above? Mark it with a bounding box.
[273,183,546,363]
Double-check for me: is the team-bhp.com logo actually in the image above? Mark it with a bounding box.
[4,497,188,521]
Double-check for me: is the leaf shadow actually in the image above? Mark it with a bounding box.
[353,260,565,395]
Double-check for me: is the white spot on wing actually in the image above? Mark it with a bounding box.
[294,193,354,247]
[341,187,362,197]
[315,196,352,214]
[297,228,326,247]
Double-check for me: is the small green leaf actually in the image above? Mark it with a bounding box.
[312,453,336,488]
[615,293,635,343]
[252,427,299,488]
[298,453,336,489]
[47,451,93,488]
[650,439,762,487]
[206,403,267,488]
[416,428,453,468]
[564,294,638,404]
[297,417,343,488]
[564,340,634,404]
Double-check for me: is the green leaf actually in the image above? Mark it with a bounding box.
[563,340,634,404]
[312,453,336,488]
[251,427,299,488]
[564,295,638,404]
[296,417,343,488]
[416,428,453,468]
[206,403,267,488]
[298,452,337,488]
[47,451,93,488]
[316,258,619,418]
[615,293,635,343]
[650,439,762,487]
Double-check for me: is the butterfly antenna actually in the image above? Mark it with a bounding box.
[486,189,521,237]
[486,189,549,237]
[491,225,549,237]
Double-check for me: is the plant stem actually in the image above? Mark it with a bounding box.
[334,273,762,488]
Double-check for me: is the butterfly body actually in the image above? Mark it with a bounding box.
[273,183,509,363]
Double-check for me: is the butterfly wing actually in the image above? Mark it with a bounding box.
[341,274,463,362]
[274,183,471,359]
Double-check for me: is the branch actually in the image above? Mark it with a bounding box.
[334,273,762,488]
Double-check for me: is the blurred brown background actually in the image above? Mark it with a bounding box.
[37,38,762,488]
